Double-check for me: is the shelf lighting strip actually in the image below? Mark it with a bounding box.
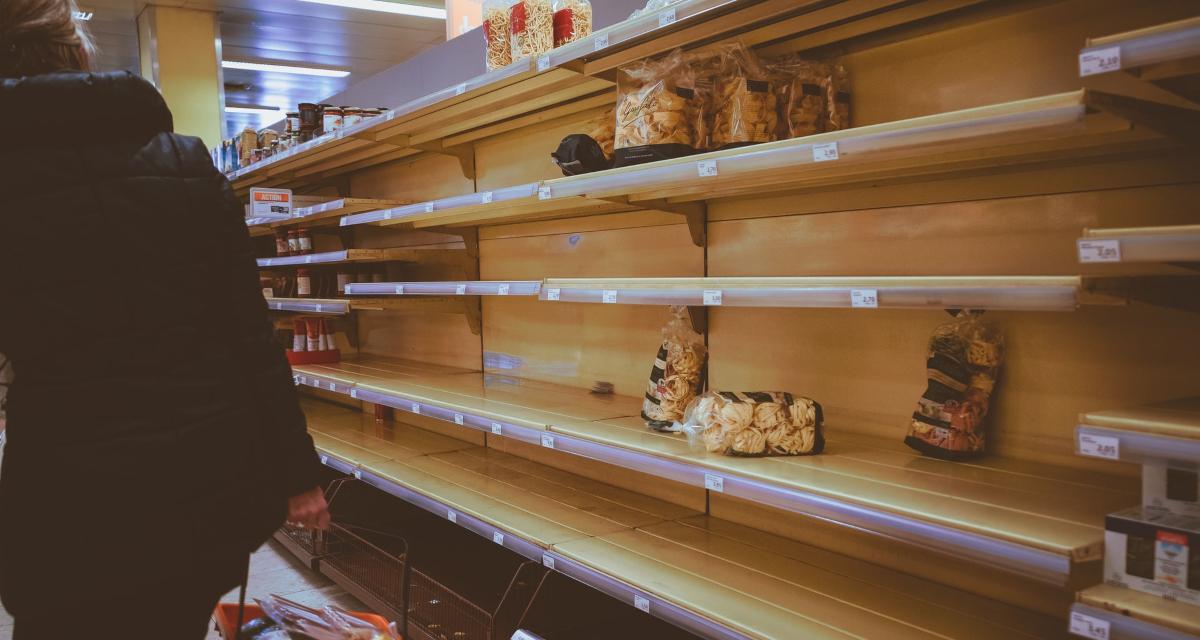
[1078,226,1200,264]
[340,183,540,227]
[267,299,349,314]
[1069,603,1194,640]
[1075,424,1200,465]
[1081,18,1200,73]
[345,280,542,296]
[293,375,1071,585]
[259,250,351,267]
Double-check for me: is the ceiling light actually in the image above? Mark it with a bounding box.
[225,106,283,116]
[222,60,350,78]
[73,10,93,20]
[297,0,446,19]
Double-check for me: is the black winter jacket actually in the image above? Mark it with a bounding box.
[0,71,323,615]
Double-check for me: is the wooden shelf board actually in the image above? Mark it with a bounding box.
[248,198,410,236]
[1079,397,1200,441]
[1081,224,1200,263]
[257,248,435,268]
[1076,583,1200,637]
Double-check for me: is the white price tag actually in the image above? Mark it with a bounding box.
[851,289,879,308]
[304,255,313,264]
[1077,239,1121,263]
[454,83,467,96]
[541,434,555,449]
[634,595,650,613]
[424,202,435,213]
[320,455,329,465]
[1069,611,1110,640]
[697,160,718,177]
[447,510,457,523]
[658,8,676,27]
[350,389,359,399]
[382,210,393,220]
[546,288,561,301]
[314,304,324,313]
[327,381,336,391]
[454,413,465,425]
[1079,46,1121,77]
[481,191,493,204]
[456,284,467,295]
[536,54,551,72]
[542,553,555,570]
[263,259,273,266]
[395,285,405,295]
[704,474,724,492]
[410,402,420,414]
[594,34,609,51]
[813,142,839,162]
[703,290,722,306]
[491,422,503,435]
[497,284,510,296]
[1079,434,1120,460]
[296,376,306,385]
[538,186,552,200]
[493,531,505,545]
[353,469,362,480]
[512,632,537,640]
[602,290,617,304]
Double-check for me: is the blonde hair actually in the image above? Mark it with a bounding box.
[0,0,96,77]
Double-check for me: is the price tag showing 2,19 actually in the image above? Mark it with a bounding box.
[497,284,510,296]
[594,34,609,51]
[602,290,618,304]
[851,289,879,308]
[1079,46,1121,77]
[481,191,493,204]
[493,531,505,545]
[491,422,503,435]
[538,186,552,200]
[704,474,724,492]
[541,434,555,449]
[1079,433,1120,460]
[542,553,555,570]
[454,413,465,425]
[545,288,561,301]
[1077,239,1121,263]
[1069,611,1110,640]
[634,595,651,613]
[658,8,676,27]
[813,142,839,162]
[536,54,551,72]
[703,290,722,306]
[447,510,457,523]
[456,284,467,295]
[697,160,718,177]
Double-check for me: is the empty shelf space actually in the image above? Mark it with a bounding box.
[1080,17,1200,99]
[247,198,409,236]
[345,280,542,297]
[1073,583,1200,640]
[1078,224,1200,264]
[1077,397,1200,463]
[266,298,350,315]
[257,248,424,267]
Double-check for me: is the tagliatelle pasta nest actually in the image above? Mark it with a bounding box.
[683,392,825,457]
[641,307,707,429]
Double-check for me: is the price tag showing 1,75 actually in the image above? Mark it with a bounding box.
[704,474,724,492]
[851,289,879,308]
[813,142,839,162]
[658,8,676,27]
[1079,46,1121,77]
[697,160,717,177]
[541,434,555,449]
[1077,239,1121,263]
[1069,611,1110,640]
[1079,433,1120,460]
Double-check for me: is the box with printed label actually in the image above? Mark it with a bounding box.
[1144,460,1200,517]
[1105,506,1200,605]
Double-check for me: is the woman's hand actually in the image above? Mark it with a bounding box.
[287,486,331,530]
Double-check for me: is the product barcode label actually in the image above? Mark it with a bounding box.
[542,553,555,570]
[424,202,435,213]
[536,54,551,72]
[493,531,505,545]
[410,402,420,414]
[704,474,724,492]
[602,290,618,304]
[491,422,503,435]
[497,284,510,296]
[481,191,493,204]
[813,142,839,162]
[658,8,676,27]
[454,413,465,425]
[1079,434,1120,460]
[395,285,405,295]
[545,288,561,301]
[320,455,329,465]
[541,434,555,449]
[1069,611,1110,640]
[456,284,467,295]
[353,469,362,480]
[594,34,609,51]
[634,595,650,613]
[851,289,879,308]
[703,290,722,306]
[454,83,467,96]
[1077,239,1121,263]
[1079,47,1121,77]
[447,510,457,523]
[697,160,718,177]
[538,186,552,200]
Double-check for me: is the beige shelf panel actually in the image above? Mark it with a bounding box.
[1082,16,1200,107]
[1080,397,1200,440]
[257,248,432,267]
[1075,583,1200,638]
[247,198,410,237]
[1076,397,1200,464]
[1080,224,1200,264]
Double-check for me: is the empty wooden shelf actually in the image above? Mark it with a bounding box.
[1077,397,1200,463]
[1072,583,1200,640]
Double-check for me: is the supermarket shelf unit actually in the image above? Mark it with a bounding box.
[1072,584,1200,640]
[257,248,426,268]
[266,295,483,334]
[1076,398,1200,465]
[247,198,409,237]
[1077,225,1200,265]
[297,397,1064,640]
[344,280,542,297]
[1079,16,1200,107]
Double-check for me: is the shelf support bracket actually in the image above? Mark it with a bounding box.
[620,198,707,247]
[1085,90,1200,146]
[414,141,477,180]
[463,297,482,335]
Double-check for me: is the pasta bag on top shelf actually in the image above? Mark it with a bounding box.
[680,391,825,457]
[710,42,777,149]
[641,306,707,431]
[614,49,703,166]
[905,311,1004,460]
[824,63,851,132]
[769,54,827,139]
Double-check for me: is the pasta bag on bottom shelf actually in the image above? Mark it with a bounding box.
[641,306,707,431]
[680,391,825,457]
[905,312,1004,460]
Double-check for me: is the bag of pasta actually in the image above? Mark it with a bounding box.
[615,49,702,166]
[681,391,824,457]
[824,63,851,132]
[641,306,707,431]
[710,43,776,149]
[770,55,827,139]
[905,311,1004,460]
[589,106,615,161]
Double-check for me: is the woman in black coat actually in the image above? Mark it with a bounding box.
[0,1,330,637]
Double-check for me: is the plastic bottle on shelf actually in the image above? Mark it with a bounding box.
[552,0,592,47]
[305,318,320,351]
[298,228,313,254]
[484,0,515,70]
[292,319,307,352]
[296,268,312,297]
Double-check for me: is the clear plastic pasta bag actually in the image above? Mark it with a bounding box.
[710,42,776,149]
[904,311,1004,460]
[641,306,707,431]
[680,391,825,457]
[615,49,702,166]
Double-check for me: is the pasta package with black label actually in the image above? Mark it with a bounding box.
[905,312,1004,460]
[641,306,706,430]
[615,49,704,166]
[681,391,824,457]
[710,42,777,149]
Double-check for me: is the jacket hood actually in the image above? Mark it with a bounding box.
[0,71,173,148]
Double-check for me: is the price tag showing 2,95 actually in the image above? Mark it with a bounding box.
[1079,433,1120,460]
[1079,46,1121,77]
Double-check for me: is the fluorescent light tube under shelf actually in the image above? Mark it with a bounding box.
[222,60,351,78]
[297,0,446,19]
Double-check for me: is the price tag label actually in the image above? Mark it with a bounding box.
[350,389,359,399]
[536,54,551,72]
[1069,611,1110,640]
[697,160,718,177]
[542,553,555,570]
[395,285,405,295]
[353,469,362,480]
[1079,46,1121,77]
[263,259,273,266]
[488,422,503,436]
[382,210,393,220]
[410,402,421,414]
[320,455,329,465]
[634,595,650,613]
[314,304,324,313]
[594,34,609,51]
[813,142,839,162]
[703,290,722,306]
[546,288,561,301]
[1077,239,1121,263]
[541,434,555,449]
[658,8,676,27]
[513,632,537,640]
[327,381,336,391]
[1079,434,1120,460]
[456,284,467,295]
[304,255,313,264]
[704,474,724,492]
[538,186,552,200]
[454,413,465,425]
[250,187,293,217]
[493,531,505,545]
[454,83,467,96]
[447,510,457,523]
[851,289,879,308]
[481,191,493,204]
[296,376,306,385]
[497,284,510,296]
[602,290,618,304]
[424,202,435,213]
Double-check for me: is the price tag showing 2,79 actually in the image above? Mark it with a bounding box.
[1079,46,1121,77]
[851,289,879,308]
[1079,433,1120,460]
